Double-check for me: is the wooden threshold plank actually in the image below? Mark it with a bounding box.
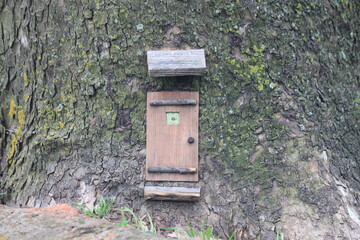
[144,186,200,201]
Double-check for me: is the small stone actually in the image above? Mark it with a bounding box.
[20,35,29,48]
[56,104,63,111]
[136,23,144,32]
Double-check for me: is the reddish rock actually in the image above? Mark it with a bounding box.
[0,204,166,240]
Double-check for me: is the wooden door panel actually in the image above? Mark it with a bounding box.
[146,92,199,182]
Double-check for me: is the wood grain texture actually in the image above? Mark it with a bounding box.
[147,49,206,77]
[144,186,200,201]
[146,92,199,182]
[148,167,197,174]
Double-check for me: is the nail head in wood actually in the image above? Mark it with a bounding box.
[147,49,206,77]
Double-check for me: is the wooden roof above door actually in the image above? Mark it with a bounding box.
[147,49,206,77]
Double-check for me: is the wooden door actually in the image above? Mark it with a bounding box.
[146,92,199,182]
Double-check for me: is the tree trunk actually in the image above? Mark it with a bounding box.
[0,0,359,239]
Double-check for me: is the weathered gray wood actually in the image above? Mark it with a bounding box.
[150,99,197,106]
[144,186,200,201]
[148,167,197,174]
[147,49,206,77]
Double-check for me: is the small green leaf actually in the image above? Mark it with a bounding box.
[160,227,182,230]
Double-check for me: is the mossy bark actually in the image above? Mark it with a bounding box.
[0,0,359,239]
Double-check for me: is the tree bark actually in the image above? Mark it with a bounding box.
[0,0,359,239]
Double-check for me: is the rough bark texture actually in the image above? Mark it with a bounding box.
[0,0,359,239]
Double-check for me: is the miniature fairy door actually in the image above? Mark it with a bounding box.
[146,91,199,182]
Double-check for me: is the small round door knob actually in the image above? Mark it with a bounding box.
[188,137,195,144]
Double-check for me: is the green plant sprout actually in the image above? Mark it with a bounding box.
[75,198,235,239]
[116,207,156,234]
[75,196,115,219]
[118,209,131,226]
[162,219,236,240]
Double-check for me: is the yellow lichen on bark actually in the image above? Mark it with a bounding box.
[23,73,29,87]
[17,110,25,126]
[9,99,16,119]
[8,136,17,160]
[16,109,25,135]
[8,109,25,160]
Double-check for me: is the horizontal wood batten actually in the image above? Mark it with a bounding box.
[144,186,200,201]
[147,49,206,77]
[150,99,197,106]
[148,167,197,174]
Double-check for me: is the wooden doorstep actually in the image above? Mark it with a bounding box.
[144,186,201,201]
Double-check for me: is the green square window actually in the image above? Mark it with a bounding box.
[166,112,179,125]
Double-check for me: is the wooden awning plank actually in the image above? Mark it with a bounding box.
[147,49,206,77]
